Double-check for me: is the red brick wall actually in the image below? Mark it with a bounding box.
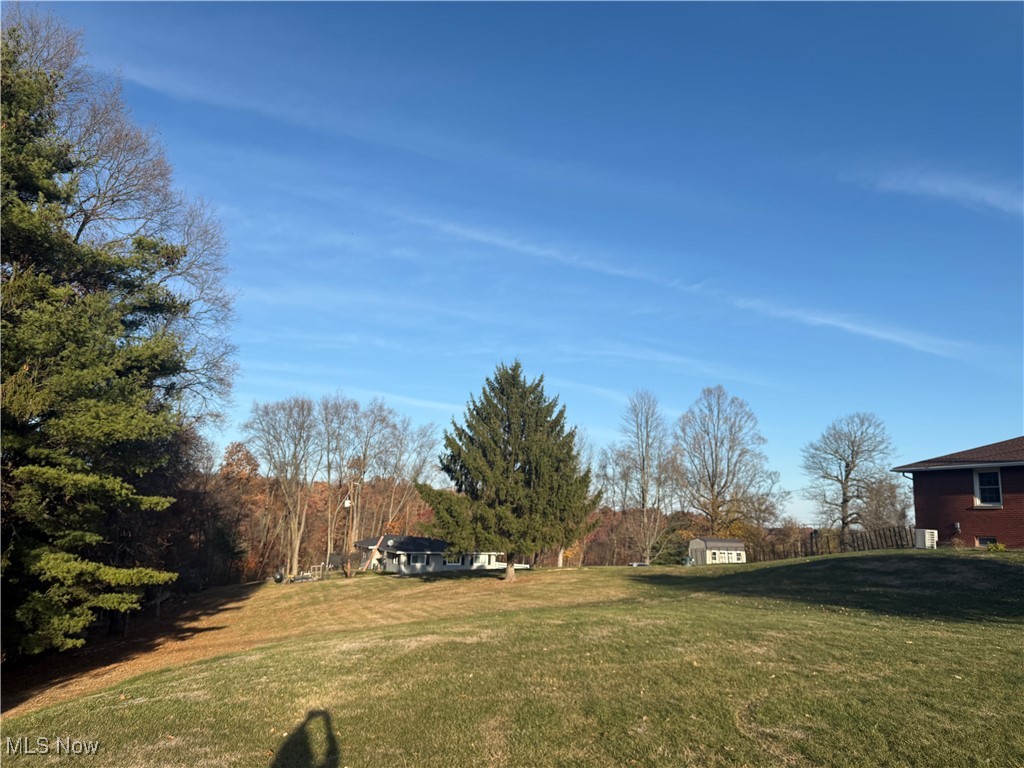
[911,466,1024,548]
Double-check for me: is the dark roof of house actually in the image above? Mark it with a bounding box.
[354,535,450,553]
[690,537,745,548]
[892,436,1024,472]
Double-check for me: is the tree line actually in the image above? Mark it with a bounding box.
[412,364,909,575]
[200,370,908,584]
[580,391,909,567]
[241,394,438,579]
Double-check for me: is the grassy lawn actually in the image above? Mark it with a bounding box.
[2,550,1023,767]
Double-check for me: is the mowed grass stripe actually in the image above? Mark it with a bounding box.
[3,551,1022,767]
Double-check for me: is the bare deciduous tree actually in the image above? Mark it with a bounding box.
[674,385,785,535]
[7,6,236,424]
[801,412,895,532]
[596,446,631,513]
[344,399,393,552]
[244,397,323,577]
[64,84,178,247]
[4,7,91,109]
[318,393,358,573]
[858,473,913,530]
[608,390,676,564]
[377,416,438,535]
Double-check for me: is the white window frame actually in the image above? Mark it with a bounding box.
[409,553,427,566]
[973,469,1003,508]
[444,554,463,566]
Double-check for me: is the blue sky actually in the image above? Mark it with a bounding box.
[22,2,1024,521]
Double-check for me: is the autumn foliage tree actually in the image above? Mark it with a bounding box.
[218,442,281,581]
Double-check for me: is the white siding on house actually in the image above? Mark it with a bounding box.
[356,537,508,576]
[382,551,504,575]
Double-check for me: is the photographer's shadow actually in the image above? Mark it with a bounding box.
[270,709,340,768]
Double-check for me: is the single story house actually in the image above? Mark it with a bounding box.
[688,537,746,565]
[354,535,506,575]
[892,436,1024,549]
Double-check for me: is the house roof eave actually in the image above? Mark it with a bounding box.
[891,436,1024,473]
[891,461,1024,473]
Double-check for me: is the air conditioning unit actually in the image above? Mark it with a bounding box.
[915,529,938,549]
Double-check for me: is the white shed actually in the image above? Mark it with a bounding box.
[688,537,746,565]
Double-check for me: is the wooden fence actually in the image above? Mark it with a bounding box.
[747,525,916,563]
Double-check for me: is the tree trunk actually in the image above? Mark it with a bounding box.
[504,558,516,582]
[325,502,338,579]
[288,514,300,576]
[291,502,307,577]
[556,547,565,568]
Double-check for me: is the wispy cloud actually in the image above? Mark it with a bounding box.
[548,378,630,405]
[236,284,491,325]
[730,297,972,359]
[119,64,458,162]
[343,388,462,414]
[235,364,461,413]
[843,168,1023,217]
[119,62,728,227]
[551,342,762,386]
[237,330,410,354]
[569,342,725,375]
[119,64,614,189]
[122,64,284,122]
[243,360,345,377]
[394,209,975,360]
[393,212,658,282]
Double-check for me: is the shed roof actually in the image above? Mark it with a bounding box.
[690,537,745,549]
[891,436,1024,473]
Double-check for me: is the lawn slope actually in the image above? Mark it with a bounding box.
[3,551,1022,768]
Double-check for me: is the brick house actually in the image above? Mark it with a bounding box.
[892,437,1024,549]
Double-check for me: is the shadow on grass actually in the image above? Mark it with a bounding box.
[1,581,263,714]
[630,553,1024,623]
[407,569,508,583]
[270,710,340,768]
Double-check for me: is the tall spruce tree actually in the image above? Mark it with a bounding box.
[1,21,190,654]
[419,362,596,581]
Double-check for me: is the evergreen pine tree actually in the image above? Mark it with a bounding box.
[419,362,597,581]
[2,23,179,654]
